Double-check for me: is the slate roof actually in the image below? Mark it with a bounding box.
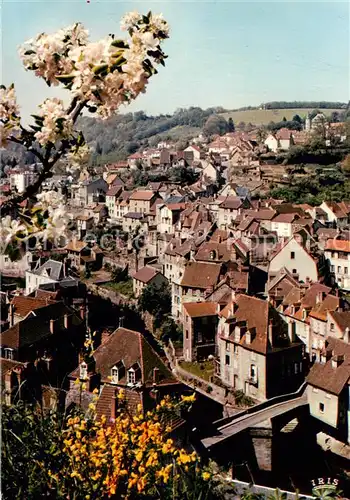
[306,338,350,395]
[30,260,65,281]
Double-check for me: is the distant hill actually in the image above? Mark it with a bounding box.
[220,108,344,126]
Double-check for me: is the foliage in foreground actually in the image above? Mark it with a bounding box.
[2,394,221,500]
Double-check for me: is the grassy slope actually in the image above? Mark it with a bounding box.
[220,108,342,126]
[156,125,201,140]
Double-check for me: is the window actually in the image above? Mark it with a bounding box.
[292,269,297,274]
[319,402,325,413]
[294,362,299,374]
[225,341,230,352]
[197,331,203,343]
[186,330,189,340]
[325,393,332,400]
[250,364,257,381]
[111,367,119,384]
[345,267,348,275]
[4,348,14,360]
[337,266,341,273]
[312,387,319,394]
[225,355,230,366]
[331,265,335,272]
[234,345,238,354]
[330,323,335,332]
[291,252,295,259]
[127,370,136,385]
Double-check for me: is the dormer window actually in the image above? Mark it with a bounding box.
[127,363,141,386]
[111,361,125,384]
[4,348,14,360]
[79,361,88,380]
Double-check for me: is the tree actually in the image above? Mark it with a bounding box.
[138,281,171,327]
[227,117,235,132]
[0,11,170,255]
[202,115,228,137]
[292,114,302,124]
[169,165,199,185]
[282,116,287,122]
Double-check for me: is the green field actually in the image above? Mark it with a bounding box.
[220,108,342,126]
[157,125,201,141]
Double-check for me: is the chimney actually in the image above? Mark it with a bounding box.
[268,320,273,347]
[80,305,86,320]
[50,319,56,334]
[8,303,15,327]
[316,291,326,304]
[288,321,296,343]
[331,354,344,369]
[111,391,117,422]
[101,330,110,344]
[344,327,349,343]
[64,313,70,329]
[153,367,160,385]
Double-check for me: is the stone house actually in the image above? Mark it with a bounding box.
[177,261,223,322]
[156,203,186,235]
[66,327,184,420]
[320,201,350,228]
[25,259,78,296]
[1,301,85,387]
[132,266,168,298]
[268,236,319,284]
[217,197,251,229]
[306,337,350,444]
[72,177,108,207]
[106,185,123,220]
[129,190,161,214]
[217,295,304,401]
[324,239,350,291]
[182,302,219,362]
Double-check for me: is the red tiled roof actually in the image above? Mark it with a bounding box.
[11,296,56,318]
[106,185,123,197]
[220,295,270,354]
[325,239,350,253]
[93,327,178,387]
[306,338,350,395]
[181,262,222,289]
[130,190,155,201]
[183,301,218,318]
[132,266,160,284]
[329,311,350,334]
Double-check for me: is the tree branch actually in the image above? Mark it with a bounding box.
[2,99,88,216]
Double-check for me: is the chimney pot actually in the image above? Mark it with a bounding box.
[268,320,273,347]
[50,319,55,334]
[153,367,160,385]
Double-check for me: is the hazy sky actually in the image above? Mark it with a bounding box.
[2,0,349,120]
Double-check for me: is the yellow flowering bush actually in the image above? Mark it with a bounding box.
[49,395,213,499]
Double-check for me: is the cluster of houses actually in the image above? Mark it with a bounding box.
[1,115,350,486]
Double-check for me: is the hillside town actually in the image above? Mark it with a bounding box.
[1,107,350,496]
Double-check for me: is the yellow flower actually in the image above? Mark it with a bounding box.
[74,378,80,385]
[117,389,125,400]
[181,393,196,403]
[89,403,96,411]
[202,471,211,481]
[92,388,99,395]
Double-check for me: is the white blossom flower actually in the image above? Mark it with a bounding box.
[120,11,142,31]
[0,216,27,252]
[33,98,73,145]
[36,190,65,206]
